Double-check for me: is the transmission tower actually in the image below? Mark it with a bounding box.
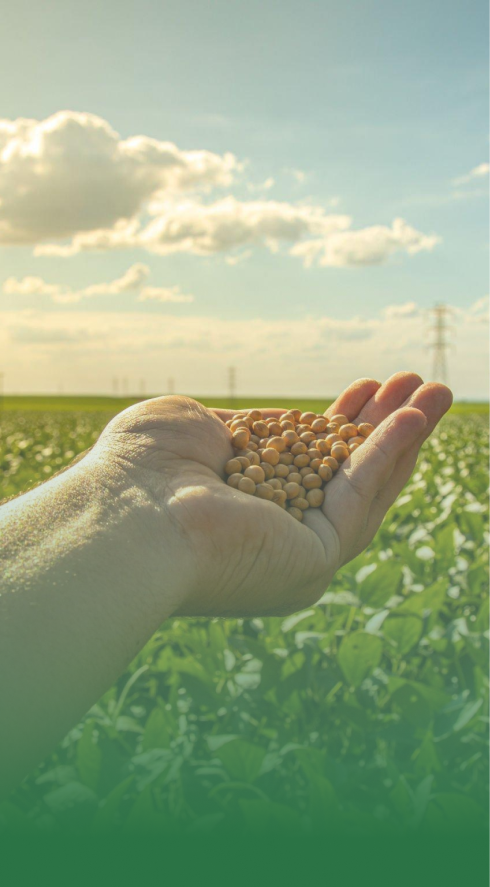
[429,303,452,384]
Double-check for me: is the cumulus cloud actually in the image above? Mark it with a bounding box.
[2,263,193,305]
[35,197,439,268]
[290,218,440,267]
[0,110,440,269]
[0,111,240,245]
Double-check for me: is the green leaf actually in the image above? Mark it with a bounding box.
[76,722,101,792]
[397,580,446,615]
[391,684,432,727]
[141,707,172,751]
[383,614,423,653]
[337,631,383,687]
[358,562,403,608]
[215,739,266,783]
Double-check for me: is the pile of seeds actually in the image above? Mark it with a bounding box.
[224,409,374,522]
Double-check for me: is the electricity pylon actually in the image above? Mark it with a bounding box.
[429,303,452,384]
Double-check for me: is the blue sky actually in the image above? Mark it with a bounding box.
[0,0,488,396]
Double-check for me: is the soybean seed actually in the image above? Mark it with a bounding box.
[290,497,310,510]
[253,421,269,438]
[260,461,275,480]
[238,476,256,495]
[236,456,251,470]
[303,473,322,490]
[331,414,349,426]
[255,482,274,500]
[306,488,325,508]
[291,441,308,456]
[357,422,374,438]
[278,452,294,465]
[225,458,242,475]
[282,430,299,447]
[288,506,304,522]
[232,429,250,449]
[287,472,303,485]
[284,482,301,499]
[227,473,243,488]
[300,412,317,425]
[311,417,327,433]
[244,465,266,484]
[323,456,339,472]
[262,447,280,466]
[274,463,290,478]
[268,435,286,452]
[294,453,311,468]
[330,443,349,463]
[339,423,359,441]
[269,478,283,490]
[318,464,333,482]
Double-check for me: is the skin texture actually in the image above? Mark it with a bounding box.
[0,372,452,795]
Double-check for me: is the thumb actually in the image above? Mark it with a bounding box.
[341,407,427,504]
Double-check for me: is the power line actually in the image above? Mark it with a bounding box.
[429,303,453,385]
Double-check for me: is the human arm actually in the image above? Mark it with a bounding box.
[0,372,452,795]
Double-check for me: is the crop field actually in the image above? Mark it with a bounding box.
[0,397,488,835]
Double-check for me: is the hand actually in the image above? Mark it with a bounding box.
[94,372,452,617]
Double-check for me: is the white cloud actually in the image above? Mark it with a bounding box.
[247,177,275,192]
[382,301,420,320]
[35,197,438,268]
[291,218,440,267]
[2,263,193,305]
[452,162,489,186]
[138,286,194,303]
[0,110,440,270]
[0,111,240,245]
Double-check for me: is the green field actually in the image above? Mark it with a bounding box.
[0,398,488,836]
[1,394,489,415]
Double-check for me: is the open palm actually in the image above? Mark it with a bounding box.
[96,372,452,617]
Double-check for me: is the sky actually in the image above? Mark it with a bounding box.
[0,0,488,399]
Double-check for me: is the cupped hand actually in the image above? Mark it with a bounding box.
[93,372,452,617]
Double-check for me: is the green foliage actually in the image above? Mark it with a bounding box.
[0,407,488,836]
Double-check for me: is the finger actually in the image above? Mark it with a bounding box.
[354,371,424,426]
[366,382,453,523]
[324,378,381,421]
[323,407,427,542]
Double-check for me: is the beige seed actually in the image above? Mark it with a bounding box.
[339,423,359,441]
[289,497,309,510]
[318,464,333,482]
[325,422,340,434]
[331,414,349,426]
[232,429,250,449]
[247,441,259,452]
[274,463,290,478]
[227,473,243,488]
[293,453,310,468]
[316,439,330,456]
[325,433,342,447]
[303,473,322,490]
[269,478,283,490]
[244,465,266,484]
[268,435,286,453]
[311,417,327,433]
[299,412,317,425]
[282,430,299,447]
[267,421,283,436]
[247,450,260,465]
[253,421,269,438]
[349,442,361,453]
[288,506,304,522]
[299,466,312,478]
[310,458,322,472]
[225,458,242,475]
[291,441,308,456]
[255,482,274,500]
[330,443,350,463]
[284,481,301,499]
[306,488,325,508]
[290,409,302,421]
[260,461,275,480]
[278,452,294,465]
[236,456,251,470]
[262,447,280,466]
[287,471,303,484]
[238,476,256,495]
[300,431,316,445]
[323,456,339,472]
[272,489,287,505]
[357,422,374,438]
[248,409,262,422]
[230,419,249,432]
